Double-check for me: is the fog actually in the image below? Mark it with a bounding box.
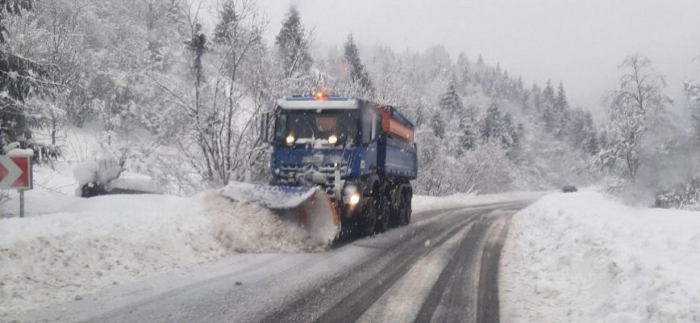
[257,0,700,116]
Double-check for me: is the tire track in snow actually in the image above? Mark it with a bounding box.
[258,209,489,323]
[476,213,513,323]
[311,215,484,323]
[355,223,475,323]
[413,216,492,322]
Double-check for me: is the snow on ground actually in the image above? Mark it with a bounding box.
[1,162,81,218]
[1,126,103,218]
[0,191,322,318]
[500,192,700,323]
[412,190,546,212]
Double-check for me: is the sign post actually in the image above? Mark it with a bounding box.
[0,154,33,217]
[19,189,25,218]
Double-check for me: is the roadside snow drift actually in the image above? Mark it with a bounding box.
[0,191,321,318]
[412,191,545,212]
[500,192,700,323]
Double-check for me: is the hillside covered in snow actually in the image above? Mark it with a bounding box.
[0,0,603,201]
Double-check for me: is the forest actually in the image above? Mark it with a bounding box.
[1,0,699,208]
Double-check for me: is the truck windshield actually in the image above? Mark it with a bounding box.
[274,109,359,146]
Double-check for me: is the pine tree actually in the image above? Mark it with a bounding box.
[542,80,555,102]
[0,0,51,152]
[541,80,557,133]
[430,111,445,139]
[530,84,542,111]
[555,82,569,111]
[503,112,520,157]
[549,82,570,136]
[213,2,237,45]
[585,132,600,156]
[458,112,477,153]
[439,80,463,118]
[516,76,524,92]
[343,34,373,96]
[0,0,33,43]
[275,7,313,78]
[456,52,470,87]
[212,0,263,78]
[481,103,505,143]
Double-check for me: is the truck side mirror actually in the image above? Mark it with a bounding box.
[260,113,270,144]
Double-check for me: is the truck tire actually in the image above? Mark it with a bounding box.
[389,189,402,228]
[360,196,377,237]
[401,192,412,226]
[375,191,390,233]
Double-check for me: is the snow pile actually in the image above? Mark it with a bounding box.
[412,190,546,212]
[107,173,163,194]
[0,191,321,318]
[205,191,323,253]
[6,148,34,157]
[500,192,700,323]
[72,158,123,187]
[220,183,339,245]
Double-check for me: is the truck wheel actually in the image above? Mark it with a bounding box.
[360,196,377,237]
[389,191,402,228]
[375,192,390,233]
[401,193,412,226]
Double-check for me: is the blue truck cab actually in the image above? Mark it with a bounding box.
[263,93,418,236]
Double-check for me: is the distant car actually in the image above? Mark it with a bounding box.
[562,185,578,193]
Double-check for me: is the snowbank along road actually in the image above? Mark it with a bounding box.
[20,200,533,323]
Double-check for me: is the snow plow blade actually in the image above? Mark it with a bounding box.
[220,182,341,244]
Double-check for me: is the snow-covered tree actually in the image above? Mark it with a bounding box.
[343,34,373,96]
[457,106,477,154]
[429,111,445,139]
[686,80,700,140]
[480,103,505,143]
[0,0,56,157]
[275,6,312,79]
[553,82,570,135]
[594,55,671,181]
[439,80,463,119]
[568,108,597,154]
[541,80,557,134]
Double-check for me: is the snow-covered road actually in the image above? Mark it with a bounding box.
[16,200,533,323]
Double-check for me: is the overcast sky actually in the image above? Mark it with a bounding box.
[254,0,700,114]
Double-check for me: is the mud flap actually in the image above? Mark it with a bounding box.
[221,182,341,245]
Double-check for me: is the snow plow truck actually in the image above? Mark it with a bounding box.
[221,92,418,244]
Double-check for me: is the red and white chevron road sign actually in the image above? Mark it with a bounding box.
[0,155,32,190]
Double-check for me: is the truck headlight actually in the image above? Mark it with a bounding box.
[344,185,361,205]
[349,193,360,205]
[286,134,295,145]
[328,135,338,145]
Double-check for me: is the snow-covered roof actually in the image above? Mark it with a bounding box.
[277,97,359,110]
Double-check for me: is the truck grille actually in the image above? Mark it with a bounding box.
[276,163,350,198]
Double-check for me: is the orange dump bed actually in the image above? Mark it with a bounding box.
[378,108,414,143]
